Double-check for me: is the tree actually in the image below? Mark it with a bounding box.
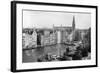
[73,30,81,42]
[83,28,91,52]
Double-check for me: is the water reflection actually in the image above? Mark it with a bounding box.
[22,43,91,63]
[23,44,68,63]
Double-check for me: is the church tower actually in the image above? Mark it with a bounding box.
[72,16,75,31]
[72,16,76,42]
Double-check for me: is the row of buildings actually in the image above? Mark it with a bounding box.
[22,16,90,49]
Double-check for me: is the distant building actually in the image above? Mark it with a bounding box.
[22,16,90,49]
[22,28,37,49]
[53,16,76,43]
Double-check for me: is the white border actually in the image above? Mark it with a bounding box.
[16,3,96,70]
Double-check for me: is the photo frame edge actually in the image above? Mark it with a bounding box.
[11,1,98,72]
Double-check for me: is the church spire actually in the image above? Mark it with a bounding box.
[72,16,75,31]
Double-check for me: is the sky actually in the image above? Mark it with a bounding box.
[23,10,91,29]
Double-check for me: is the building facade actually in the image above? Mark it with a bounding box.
[22,16,90,49]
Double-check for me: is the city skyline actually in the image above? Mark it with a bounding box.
[23,10,91,29]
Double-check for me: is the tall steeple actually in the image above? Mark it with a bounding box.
[71,16,76,42]
[72,16,75,31]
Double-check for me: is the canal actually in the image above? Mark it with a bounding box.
[22,44,75,63]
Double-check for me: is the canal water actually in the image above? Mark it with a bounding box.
[23,44,71,63]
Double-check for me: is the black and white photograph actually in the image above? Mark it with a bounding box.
[11,1,97,72]
[22,10,91,63]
